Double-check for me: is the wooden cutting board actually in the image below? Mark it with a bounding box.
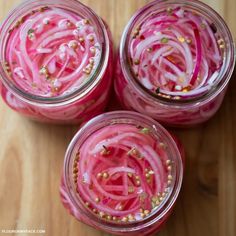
[0,0,235,235]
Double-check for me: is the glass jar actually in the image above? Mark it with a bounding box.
[0,0,113,124]
[115,0,235,127]
[60,111,183,235]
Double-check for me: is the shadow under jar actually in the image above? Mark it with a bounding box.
[115,0,235,127]
[0,0,113,124]
[60,111,183,236]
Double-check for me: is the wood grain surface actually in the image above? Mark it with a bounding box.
[0,0,235,236]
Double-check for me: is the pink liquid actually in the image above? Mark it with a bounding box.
[115,5,231,126]
[60,123,180,235]
[0,5,113,123]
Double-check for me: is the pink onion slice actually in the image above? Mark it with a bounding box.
[74,124,173,222]
[129,6,223,99]
[5,6,102,97]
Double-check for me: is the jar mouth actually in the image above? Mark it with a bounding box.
[0,0,110,106]
[120,0,235,106]
[63,111,183,232]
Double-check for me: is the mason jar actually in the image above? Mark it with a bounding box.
[0,0,113,124]
[115,0,235,127]
[60,111,184,235]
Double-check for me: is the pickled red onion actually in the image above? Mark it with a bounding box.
[74,124,173,222]
[129,6,223,99]
[5,6,102,97]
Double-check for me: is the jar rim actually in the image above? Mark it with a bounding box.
[0,0,110,107]
[119,0,235,107]
[63,111,183,232]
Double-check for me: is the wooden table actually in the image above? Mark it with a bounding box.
[0,0,235,235]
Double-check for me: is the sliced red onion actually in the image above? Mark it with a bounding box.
[36,48,53,54]
[6,7,102,97]
[75,124,171,222]
[129,6,223,99]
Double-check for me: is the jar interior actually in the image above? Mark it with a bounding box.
[64,111,183,232]
[0,0,107,102]
[121,0,235,105]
